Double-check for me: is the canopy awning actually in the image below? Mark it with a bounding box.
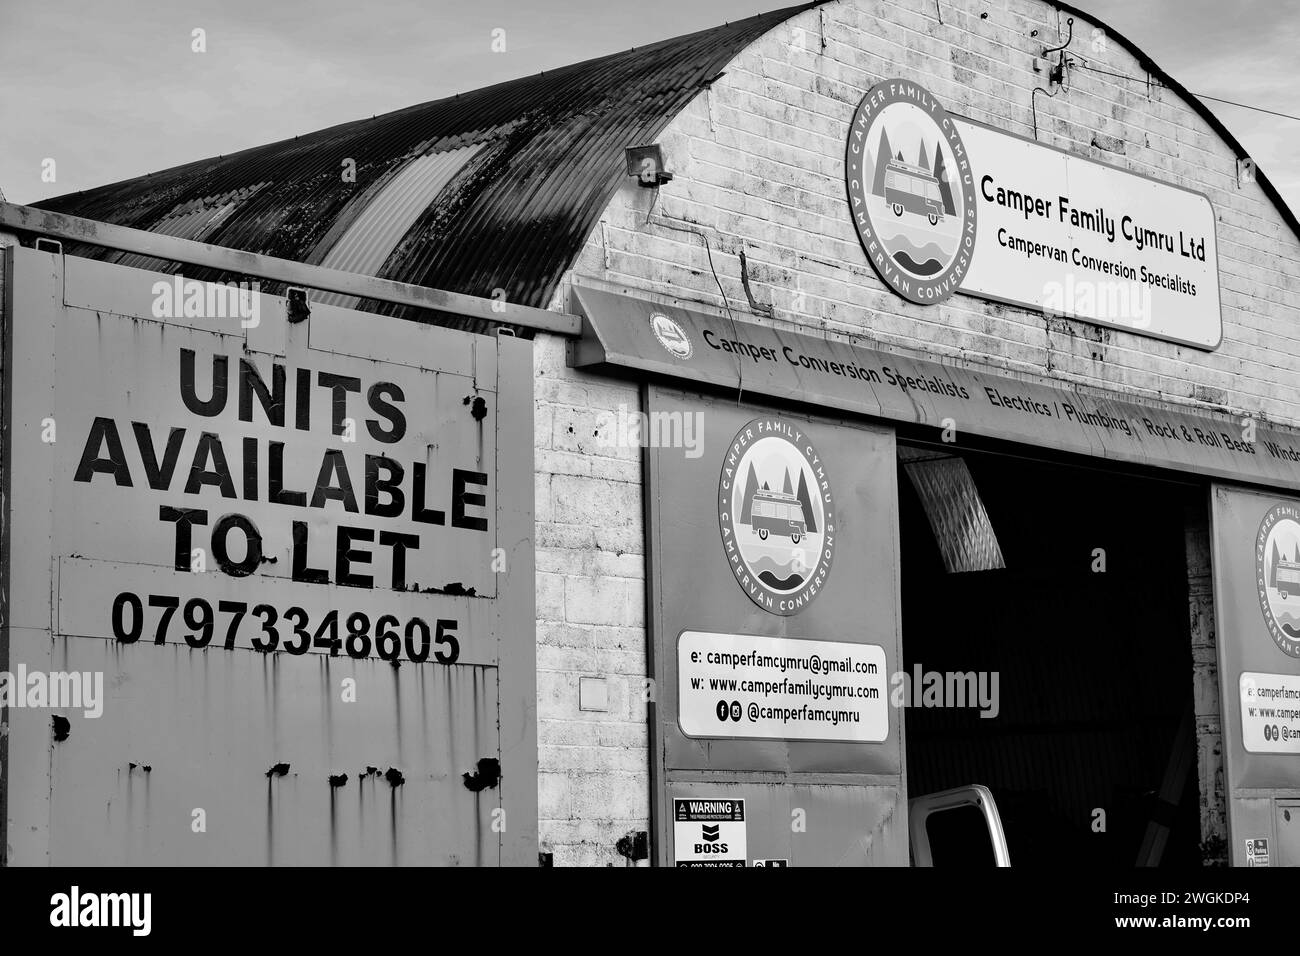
[572,284,1300,492]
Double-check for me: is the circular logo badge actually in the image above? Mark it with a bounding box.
[845,79,977,304]
[1256,502,1300,658]
[719,418,835,615]
[650,312,692,359]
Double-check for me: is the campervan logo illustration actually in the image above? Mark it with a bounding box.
[718,418,835,615]
[845,79,977,305]
[1256,502,1300,658]
[650,312,692,359]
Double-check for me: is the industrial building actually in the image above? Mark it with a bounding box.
[3,0,1299,866]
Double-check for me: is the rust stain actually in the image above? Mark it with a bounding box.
[462,757,499,792]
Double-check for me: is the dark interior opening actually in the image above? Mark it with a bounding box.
[899,445,1204,867]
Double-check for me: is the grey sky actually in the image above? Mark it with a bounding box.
[2,0,1298,213]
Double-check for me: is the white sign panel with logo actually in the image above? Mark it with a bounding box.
[846,79,1221,350]
[955,119,1220,348]
[1210,487,1300,866]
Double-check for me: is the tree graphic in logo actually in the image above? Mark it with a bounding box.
[863,112,962,275]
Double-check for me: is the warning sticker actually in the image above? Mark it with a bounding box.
[673,798,747,867]
[678,631,888,742]
[1245,838,1270,867]
[1239,672,1300,754]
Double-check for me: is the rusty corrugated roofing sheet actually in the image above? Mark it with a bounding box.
[34,5,817,333]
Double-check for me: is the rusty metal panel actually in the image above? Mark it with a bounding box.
[669,779,905,866]
[0,243,13,867]
[43,634,498,866]
[1,245,535,866]
[1277,801,1300,866]
[1209,485,1300,866]
[645,383,906,866]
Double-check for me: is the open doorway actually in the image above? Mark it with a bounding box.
[898,444,1203,866]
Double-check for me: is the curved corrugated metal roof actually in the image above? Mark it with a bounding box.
[34,4,818,332]
[32,1,1300,335]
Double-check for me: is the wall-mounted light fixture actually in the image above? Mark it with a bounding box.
[625,144,673,188]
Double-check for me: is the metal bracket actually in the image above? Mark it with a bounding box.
[1237,157,1256,188]
[285,286,311,323]
[738,249,774,319]
[1042,16,1074,87]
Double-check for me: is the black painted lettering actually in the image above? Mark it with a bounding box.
[336,526,374,589]
[211,513,261,577]
[452,469,489,532]
[180,349,228,417]
[311,449,358,512]
[159,505,208,571]
[366,382,406,443]
[74,417,132,486]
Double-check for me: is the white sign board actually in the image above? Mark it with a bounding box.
[955,118,1221,349]
[673,797,747,867]
[42,291,499,662]
[1239,672,1300,754]
[677,631,889,742]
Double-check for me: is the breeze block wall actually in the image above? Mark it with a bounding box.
[532,332,650,866]
[562,0,1300,860]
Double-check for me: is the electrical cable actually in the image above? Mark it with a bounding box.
[645,191,746,404]
[1074,60,1300,122]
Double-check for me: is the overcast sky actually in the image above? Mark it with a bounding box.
[2,0,1298,213]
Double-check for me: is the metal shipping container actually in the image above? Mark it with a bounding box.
[0,241,537,865]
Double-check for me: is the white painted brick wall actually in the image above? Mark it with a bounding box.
[533,333,649,866]
[574,0,1300,427]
